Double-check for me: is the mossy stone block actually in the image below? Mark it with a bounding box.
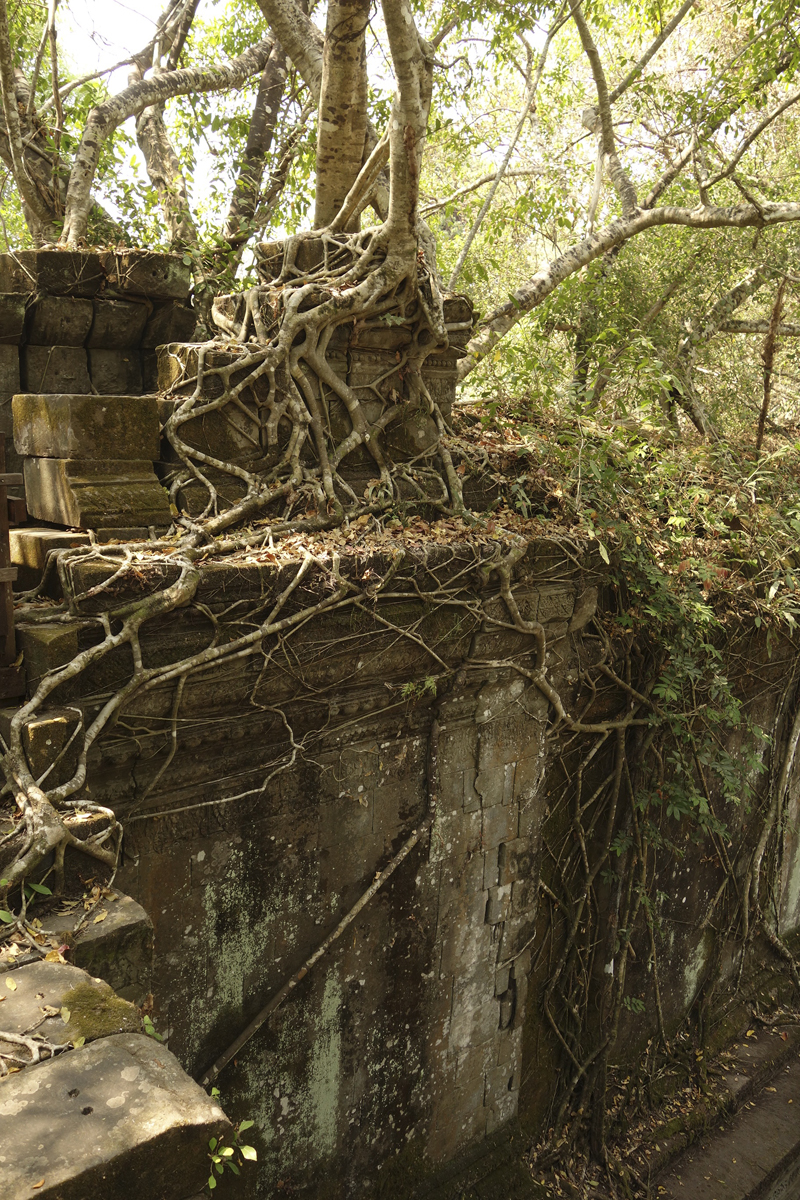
[88,298,149,349]
[22,457,171,529]
[22,345,91,394]
[104,249,192,300]
[25,295,94,346]
[13,393,160,460]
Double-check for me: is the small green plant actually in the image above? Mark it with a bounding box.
[401,676,438,700]
[142,1014,163,1042]
[207,1117,257,1191]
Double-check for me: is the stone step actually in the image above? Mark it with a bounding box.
[656,1047,800,1199]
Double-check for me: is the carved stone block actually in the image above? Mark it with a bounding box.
[23,457,171,529]
[23,345,91,394]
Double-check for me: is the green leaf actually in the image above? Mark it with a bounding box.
[0,909,14,923]
[208,1175,216,1190]
[597,541,610,565]
[240,1145,258,1162]
[238,1119,254,1133]
[219,1146,234,1157]
[28,882,52,895]
[208,1137,217,1152]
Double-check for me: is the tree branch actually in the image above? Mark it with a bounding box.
[60,38,273,244]
[459,203,800,379]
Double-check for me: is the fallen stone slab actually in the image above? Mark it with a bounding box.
[13,394,161,461]
[0,960,140,1056]
[22,457,171,529]
[0,1031,230,1200]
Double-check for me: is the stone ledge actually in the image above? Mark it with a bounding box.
[13,393,161,461]
[0,1031,230,1200]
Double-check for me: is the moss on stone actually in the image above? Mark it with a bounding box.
[60,980,141,1041]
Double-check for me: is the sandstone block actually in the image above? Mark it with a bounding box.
[0,1032,229,1200]
[482,803,518,850]
[23,345,90,394]
[0,293,27,344]
[0,344,20,393]
[0,249,105,296]
[0,960,140,1053]
[87,348,143,394]
[142,351,158,392]
[13,394,160,460]
[23,457,171,529]
[0,705,80,783]
[89,298,149,349]
[498,836,535,886]
[38,889,153,1003]
[106,249,192,300]
[10,527,92,591]
[142,301,197,348]
[25,295,94,346]
[17,624,79,695]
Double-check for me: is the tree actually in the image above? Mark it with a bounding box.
[3,0,800,1173]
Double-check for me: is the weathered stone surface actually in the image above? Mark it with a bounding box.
[25,295,94,346]
[142,301,197,349]
[0,250,105,296]
[38,890,153,1004]
[23,457,171,529]
[88,298,150,349]
[23,346,91,395]
[0,1032,230,1200]
[17,624,79,694]
[0,343,20,393]
[87,348,143,394]
[10,527,91,590]
[0,293,27,344]
[13,394,161,460]
[0,960,140,1051]
[0,705,81,786]
[105,250,192,300]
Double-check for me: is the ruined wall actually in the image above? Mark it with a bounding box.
[8,540,588,1197]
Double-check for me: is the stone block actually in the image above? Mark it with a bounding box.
[14,394,160,460]
[537,585,575,624]
[141,301,196,349]
[0,293,27,344]
[87,348,143,394]
[23,457,171,530]
[10,527,92,591]
[483,845,499,890]
[142,351,158,392]
[486,884,511,924]
[0,344,20,393]
[500,912,536,960]
[106,249,192,300]
[482,803,518,850]
[38,889,153,1003]
[25,295,94,346]
[0,1032,230,1200]
[498,836,535,886]
[463,765,480,813]
[511,876,538,915]
[0,960,140,1052]
[486,1087,519,1134]
[88,299,150,349]
[495,1025,523,1068]
[17,625,79,696]
[23,345,91,394]
[0,249,105,296]
[485,1062,517,1105]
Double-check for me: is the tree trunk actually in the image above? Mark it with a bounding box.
[314,0,369,230]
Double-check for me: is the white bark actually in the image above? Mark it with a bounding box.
[314,0,369,229]
[459,203,800,380]
[60,38,273,245]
